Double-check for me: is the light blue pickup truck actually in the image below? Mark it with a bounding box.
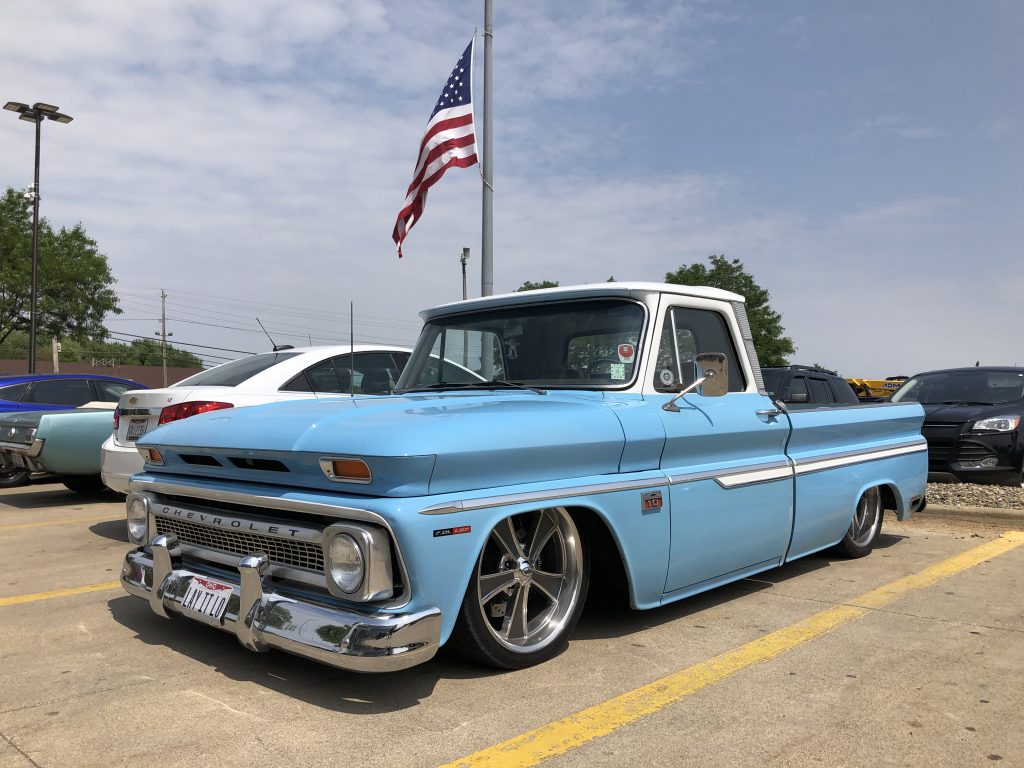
[121,283,927,672]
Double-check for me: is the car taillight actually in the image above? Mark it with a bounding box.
[113,407,120,432]
[158,401,234,425]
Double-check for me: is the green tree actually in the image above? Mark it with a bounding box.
[0,329,202,367]
[665,255,795,366]
[516,280,559,292]
[0,187,121,346]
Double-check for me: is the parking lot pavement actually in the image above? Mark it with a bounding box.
[2,481,1022,768]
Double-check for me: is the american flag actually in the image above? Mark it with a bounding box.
[392,39,478,258]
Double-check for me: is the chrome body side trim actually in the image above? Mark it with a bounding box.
[419,475,667,515]
[122,538,440,673]
[794,441,927,475]
[422,441,927,513]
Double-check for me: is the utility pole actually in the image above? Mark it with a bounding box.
[155,289,172,386]
[460,247,470,365]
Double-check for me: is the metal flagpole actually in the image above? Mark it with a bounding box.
[480,0,494,297]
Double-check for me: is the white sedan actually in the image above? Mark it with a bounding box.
[101,345,410,493]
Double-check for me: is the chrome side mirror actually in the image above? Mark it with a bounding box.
[663,353,729,411]
[695,353,728,397]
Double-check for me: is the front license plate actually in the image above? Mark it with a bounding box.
[126,418,149,442]
[180,576,233,622]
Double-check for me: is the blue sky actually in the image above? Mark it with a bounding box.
[0,1,1020,375]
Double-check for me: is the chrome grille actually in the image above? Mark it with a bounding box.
[155,516,325,572]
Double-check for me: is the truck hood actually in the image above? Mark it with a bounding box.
[138,391,634,496]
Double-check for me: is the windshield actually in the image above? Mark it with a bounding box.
[173,352,301,387]
[396,298,647,390]
[891,370,1024,405]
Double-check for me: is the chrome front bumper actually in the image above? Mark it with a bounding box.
[121,534,441,673]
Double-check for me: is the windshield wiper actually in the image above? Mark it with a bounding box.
[935,400,998,406]
[391,381,474,394]
[465,379,547,394]
[394,379,546,395]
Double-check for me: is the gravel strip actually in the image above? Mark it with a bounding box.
[926,481,1024,510]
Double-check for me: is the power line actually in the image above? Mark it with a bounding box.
[105,331,256,355]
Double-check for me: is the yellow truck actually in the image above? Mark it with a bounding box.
[846,376,909,401]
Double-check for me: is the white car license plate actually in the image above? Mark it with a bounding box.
[126,418,149,442]
[180,576,233,622]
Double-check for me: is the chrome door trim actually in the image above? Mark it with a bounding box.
[714,464,795,488]
[667,459,793,488]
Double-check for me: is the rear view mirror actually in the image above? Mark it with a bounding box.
[788,392,809,404]
[695,353,728,397]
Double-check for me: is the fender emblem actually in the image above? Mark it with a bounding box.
[641,491,663,512]
[434,525,472,537]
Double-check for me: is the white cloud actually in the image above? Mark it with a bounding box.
[841,115,943,145]
[838,196,960,228]
[779,15,809,49]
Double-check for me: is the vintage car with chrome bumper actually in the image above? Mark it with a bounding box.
[0,405,117,492]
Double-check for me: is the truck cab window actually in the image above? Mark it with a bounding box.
[653,307,746,392]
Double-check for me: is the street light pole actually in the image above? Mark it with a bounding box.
[460,247,470,365]
[4,101,74,373]
[460,247,470,301]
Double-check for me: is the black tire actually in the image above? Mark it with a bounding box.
[451,507,589,670]
[0,452,29,488]
[834,486,883,558]
[61,475,107,495]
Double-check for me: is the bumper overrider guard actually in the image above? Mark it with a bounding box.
[121,536,442,673]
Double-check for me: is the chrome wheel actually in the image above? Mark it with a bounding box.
[474,507,584,654]
[847,486,882,548]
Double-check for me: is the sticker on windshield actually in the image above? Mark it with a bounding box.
[610,363,626,380]
[617,343,635,364]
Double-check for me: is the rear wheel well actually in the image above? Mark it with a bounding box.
[568,506,631,610]
[879,484,899,518]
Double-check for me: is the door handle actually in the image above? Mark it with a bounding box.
[756,408,784,420]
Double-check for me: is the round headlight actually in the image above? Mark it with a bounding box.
[328,534,364,594]
[126,496,148,544]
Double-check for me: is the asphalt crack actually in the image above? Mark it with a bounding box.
[0,727,42,768]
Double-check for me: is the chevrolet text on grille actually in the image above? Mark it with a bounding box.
[156,506,306,538]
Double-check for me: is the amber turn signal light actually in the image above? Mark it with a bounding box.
[321,457,372,483]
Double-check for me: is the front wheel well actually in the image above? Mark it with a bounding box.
[567,506,631,611]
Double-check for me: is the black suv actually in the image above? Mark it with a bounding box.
[762,365,860,407]
[891,367,1024,486]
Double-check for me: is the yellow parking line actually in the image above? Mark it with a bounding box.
[0,580,122,607]
[0,514,119,532]
[442,530,1024,768]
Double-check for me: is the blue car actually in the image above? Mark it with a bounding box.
[0,373,143,413]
